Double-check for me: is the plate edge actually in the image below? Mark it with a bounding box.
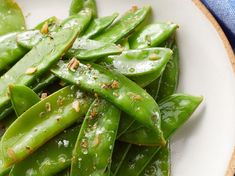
[193,0,235,73]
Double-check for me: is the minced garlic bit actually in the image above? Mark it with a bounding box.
[101,83,109,89]
[41,92,48,100]
[40,22,49,34]
[67,57,80,72]
[111,80,119,89]
[45,102,51,112]
[86,64,92,69]
[127,92,142,101]
[130,5,138,12]
[93,135,100,147]
[149,53,160,60]
[90,108,97,118]
[25,67,37,75]
[72,100,80,112]
[81,139,88,148]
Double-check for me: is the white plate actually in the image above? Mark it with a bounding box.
[16,0,235,175]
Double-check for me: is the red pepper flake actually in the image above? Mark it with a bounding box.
[111,80,119,89]
[7,148,16,161]
[40,22,49,34]
[67,58,80,72]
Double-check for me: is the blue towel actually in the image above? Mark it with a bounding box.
[201,0,235,51]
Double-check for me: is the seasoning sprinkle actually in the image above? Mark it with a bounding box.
[72,100,80,112]
[67,57,80,72]
[41,92,48,100]
[25,67,37,75]
[40,22,49,34]
[111,80,119,89]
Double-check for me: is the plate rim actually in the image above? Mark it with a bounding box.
[193,0,235,175]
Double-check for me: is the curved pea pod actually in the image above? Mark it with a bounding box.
[95,6,151,43]
[71,99,120,176]
[0,0,26,35]
[34,16,60,30]
[145,77,162,100]
[157,39,180,101]
[111,141,132,176]
[31,73,58,92]
[115,94,203,175]
[9,85,40,116]
[119,94,203,146]
[0,25,82,120]
[103,48,172,87]
[83,13,119,39]
[69,0,97,17]
[140,143,170,176]
[51,60,165,145]
[9,125,81,176]
[66,38,123,61]
[0,86,93,171]
[0,33,28,74]
[117,113,135,138]
[129,23,178,49]
[16,9,92,50]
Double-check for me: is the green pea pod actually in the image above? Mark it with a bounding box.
[66,38,123,61]
[145,77,162,100]
[111,141,132,176]
[69,0,97,17]
[51,61,165,145]
[17,9,92,50]
[119,94,203,146]
[9,125,81,176]
[0,33,28,74]
[104,48,172,76]
[9,85,40,117]
[140,143,170,176]
[34,16,59,30]
[115,94,203,176]
[118,38,130,50]
[129,23,178,49]
[0,0,26,35]
[16,30,44,50]
[95,6,151,43]
[0,86,93,171]
[117,113,135,138]
[32,73,58,92]
[0,20,86,120]
[83,13,119,39]
[71,99,120,176]
[157,38,180,101]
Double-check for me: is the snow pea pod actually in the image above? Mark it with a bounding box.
[51,61,165,145]
[66,38,123,61]
[119,94,203,146]
[9,125,81,176]
[111,141,131,176]
[129,23,178,49]
[9,85,40,117]
[32,73,58,92]
[140,143,170,176]
[0,0,26,35]
[0,86,93,170]
[115,94,203,176]
[104,48,172,76]
[0,33,28,74]
[71,99,120,176]
[34,16,59,30]
[17,9,92,50]
[83,13,119,39]
[95,6,151,43]
[0,24,83,120]
[69,0,97,17]
[157,38,180,101]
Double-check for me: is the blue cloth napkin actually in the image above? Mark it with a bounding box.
[201,0,235,51]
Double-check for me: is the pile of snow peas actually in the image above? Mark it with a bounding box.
[0,0,203,175]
